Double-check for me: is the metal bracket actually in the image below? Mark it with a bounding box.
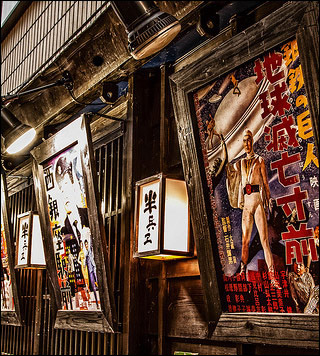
[1,70,74,104]
[86,111,126,123]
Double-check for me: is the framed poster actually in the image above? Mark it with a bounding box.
[1,171,23,326]
[170,1,318,347]
[31,114,116,332]
[15,211,46,269]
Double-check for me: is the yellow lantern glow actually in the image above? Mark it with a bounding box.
[134,174,192,260]
[15,211,46,269]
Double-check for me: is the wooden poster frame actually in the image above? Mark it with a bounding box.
[169,1,319,348]
[1,171,23,326]
[31,114,117,333]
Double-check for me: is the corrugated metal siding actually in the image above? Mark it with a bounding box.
[1,133,124,355]
[1,1,108,96]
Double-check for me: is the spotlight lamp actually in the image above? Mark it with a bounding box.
[1,107,36,155]
[110,1,181,60]
[1,71,73,155]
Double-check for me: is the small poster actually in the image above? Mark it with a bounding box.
[1,176,14,311]
[1,213,14,311]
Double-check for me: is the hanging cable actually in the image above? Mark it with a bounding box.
[67,87,106,106]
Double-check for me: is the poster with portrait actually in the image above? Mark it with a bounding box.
[43,144,101,311]
[1,172,22,325]
[1,209,14,311]
[193,38,319,314]
[31,115,116,332]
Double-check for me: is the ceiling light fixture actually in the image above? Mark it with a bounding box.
[110,1,181,60]
[1,107,36,155]
[1,71,73,155]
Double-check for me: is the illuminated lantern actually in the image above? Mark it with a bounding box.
[134,173,192,260]
[15,211,46,269]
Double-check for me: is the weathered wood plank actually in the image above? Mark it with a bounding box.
[166,258,200,279]
[165,278,319,348]
[168,340,238,355]
[171,2,309,92]
[0,312,21,326]
[54,310,113,333]
[211,313,319,349]
[166,278,207,339]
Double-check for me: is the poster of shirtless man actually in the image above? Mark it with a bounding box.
[193,39,319,314]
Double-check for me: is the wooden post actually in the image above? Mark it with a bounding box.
[33,269,43,355]
[120,75,137,355]
[158,64,169,355]
[158,261,167,355]
[160,64,169,174]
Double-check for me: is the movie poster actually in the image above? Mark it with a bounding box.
[43,144,101,311]
[1,177,14,311]
[194,39,319,314]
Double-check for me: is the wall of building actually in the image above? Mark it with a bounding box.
[1,1,319,355]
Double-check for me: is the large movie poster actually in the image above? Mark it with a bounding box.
[194,38,319,314]
[43,144,101,311]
